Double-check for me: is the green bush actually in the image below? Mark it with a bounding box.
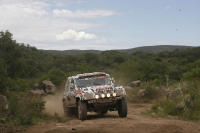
[150,81,200,120]
[144,86,159,99]
[46,68,67,86]
[6,92,47,125]
[183,67,200,80]
[151,97,179,116]
[141,82,160,99]
[77,63,99,74]
[0,61,8,94]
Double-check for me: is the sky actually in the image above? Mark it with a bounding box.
[0,0,200,50]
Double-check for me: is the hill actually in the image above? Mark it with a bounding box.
[118,45,193,54]
[40,45,193,55]
[39,49,102,55]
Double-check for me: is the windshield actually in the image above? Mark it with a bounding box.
[75,75,111,88]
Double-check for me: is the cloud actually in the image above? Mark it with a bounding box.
[52,9,116,18]
[0,0,114,50]
[56,29,97,41]
[165,6,170,9]
[0,3,48,19]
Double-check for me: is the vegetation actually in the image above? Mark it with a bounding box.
[0,30,200,128]
[149,81,200,120]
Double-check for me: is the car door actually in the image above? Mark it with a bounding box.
[66,79,76,107]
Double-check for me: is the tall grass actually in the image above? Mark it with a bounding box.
[150,81,200,120]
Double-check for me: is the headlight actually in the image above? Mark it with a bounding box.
[95,95,99,99]
[101,94,105,98]
[106,93,110,97]
[112,93,116,97]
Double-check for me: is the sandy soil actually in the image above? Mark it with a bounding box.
[25,103,200,133]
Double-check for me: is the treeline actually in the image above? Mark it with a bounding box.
[1,30,200,94]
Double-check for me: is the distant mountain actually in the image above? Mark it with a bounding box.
[40,45,194,55]
[118,45,193,54]
[39,49,102,55]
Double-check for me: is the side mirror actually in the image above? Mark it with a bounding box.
[111,78,115,83]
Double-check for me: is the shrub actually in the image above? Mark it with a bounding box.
[150,81,200,120]
[47,68,66,85]
[151,97,179,116]
[183,67,200,80]
[77,63,99,74]
[6,92,47,125]
[142,82,160,99]
[144,86,159,99]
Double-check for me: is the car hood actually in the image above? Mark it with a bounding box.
[80,85,112,93]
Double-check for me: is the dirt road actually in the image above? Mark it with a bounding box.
[26,103,200,133]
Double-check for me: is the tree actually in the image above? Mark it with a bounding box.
[0,60,8,94]
[47,68,67,85]
[0,30,22,78]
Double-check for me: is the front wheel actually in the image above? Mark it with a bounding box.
[118,97,127,117]
[78,100,87,120]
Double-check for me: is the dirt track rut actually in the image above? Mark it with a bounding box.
[26,103,200,133]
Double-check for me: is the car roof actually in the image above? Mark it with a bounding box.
[69,72,109,79]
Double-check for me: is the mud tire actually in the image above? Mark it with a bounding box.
[118,97,127,117]
[63,101,68,117]
[63,101,76,117]
[69,107,77,116]
[78,100,87,120]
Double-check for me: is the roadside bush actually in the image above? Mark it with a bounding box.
[144,85,159,99]
[48,68,66,85]
[150,81,200,120]
[141,81,160,99]
[151,97,179,117]
[6,92,47,125]
[125,81,162,103]
[4,78,35,93]
[183,67,200,80]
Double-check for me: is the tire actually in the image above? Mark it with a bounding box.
[78,100,87,120]
[118,97,127,117]
[63,101,77,117]
[68,107,77,116]
[63,101,68,117]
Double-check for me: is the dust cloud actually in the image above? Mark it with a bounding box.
[44,90,64,117]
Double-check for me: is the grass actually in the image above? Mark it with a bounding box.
[148,80,200,120]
